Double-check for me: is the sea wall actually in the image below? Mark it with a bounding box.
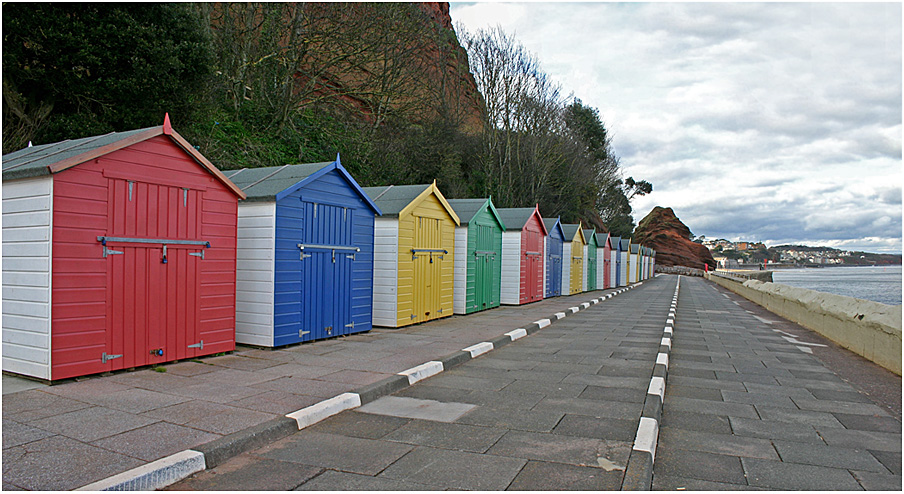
[714,269,773,282]
[657,265,705,277]
[705,272,902,375]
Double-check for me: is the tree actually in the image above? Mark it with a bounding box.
[597,176,653,237]
[3,3,212,153]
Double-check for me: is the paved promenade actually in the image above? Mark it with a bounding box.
[4,275,900,490]
[653,276,902,490]
[2,283,636,491]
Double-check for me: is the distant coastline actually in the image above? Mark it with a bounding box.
[771,265,902,306]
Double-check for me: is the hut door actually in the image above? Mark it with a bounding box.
[104,179,203,372]
[474,224,496,310]
[413,216,443,322]
[299,202,355,341]
[571,252,583,294]
[523,230,543,302]
[587,253,597,291]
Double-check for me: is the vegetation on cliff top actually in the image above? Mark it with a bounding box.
[2,2,648,233]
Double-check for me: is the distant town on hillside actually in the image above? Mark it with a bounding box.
[694,237,902,268]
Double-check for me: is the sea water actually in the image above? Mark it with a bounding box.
[771,265,902,306]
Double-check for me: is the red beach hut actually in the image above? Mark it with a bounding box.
[498,206,548,305]
[1,115,245,380]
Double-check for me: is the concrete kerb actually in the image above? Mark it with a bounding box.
[622,275,680,490]
[79,284,649,491]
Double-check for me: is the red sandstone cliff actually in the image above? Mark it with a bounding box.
[633,207,716,270]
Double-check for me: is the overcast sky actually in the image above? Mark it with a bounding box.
[451,2,902,253]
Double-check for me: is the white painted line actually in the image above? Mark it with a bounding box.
[656,353,669,369]
[462,342,494,358]
[398,361,444,385]
[555,312,567,320]
[506,328,528,340]
[753,315,776,325]
[648,376,666,400]
[534,318,551,329]
[722,294,731,298]
[591,299,599,304]
[666,318,674,325]
[287,392,362,429]
[781,336,826,347]
[633,417,660,461]
[607,294,613,299]
[661,337,671,348]
[569,307,580,313]
[797,346,814,354]
[76,450,206,491]
[581,302,590,309]
[664,326,672,335]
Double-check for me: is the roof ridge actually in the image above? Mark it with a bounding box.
[238,164,292,191]
[371,184,394,202]
[3,132,114,171]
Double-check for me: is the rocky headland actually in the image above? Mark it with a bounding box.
[633,206,716,271]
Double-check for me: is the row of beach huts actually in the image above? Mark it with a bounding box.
[2,117,655,381]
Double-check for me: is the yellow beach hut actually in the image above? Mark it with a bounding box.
[561,223,587,295]
[364,182,460,327]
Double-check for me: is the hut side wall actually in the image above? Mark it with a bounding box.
[452,225,468,314]
[235,202,276,347]
[500,231,521,305]
[2,176,54,379]
[372,217,399,327]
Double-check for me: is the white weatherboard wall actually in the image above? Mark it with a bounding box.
[500,231,521,305]
[372,218,399,326]
[610,251,617,288]
[235,202,276,347]
[561,242,572,296]
[2,176,53,379]
[582,244,588,292]
[596,246,605,289]
[542,237,547,297]
[452,226,468,314]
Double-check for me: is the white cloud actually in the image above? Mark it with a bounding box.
[451,1,902,253]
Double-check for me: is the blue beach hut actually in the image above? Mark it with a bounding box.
[610,236,622,287]
[227,156,381,347]
[543,217,566,298]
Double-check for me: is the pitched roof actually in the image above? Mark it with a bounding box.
[496,206,547,235]
[446,198,505,229]
[362,184,431,216]
[561,223,585,243]
[224,158,380,213]
[595,232,610,246]
[583,229,598,246]
[542,217,565,239]
[1,115,245,198]
[362,182,459,224]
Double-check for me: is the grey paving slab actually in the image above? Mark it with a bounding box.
[30,406,159,442]
[792,397,892,416]
[454,405,566,433]
[664,396,760,419]
[2,435,144,491]
[551,414,638,442]
[305,410,410,440]
[741,457,862,490]
[89,421,220,462]
[722,390,799,408]
[728,416,824,444]
[1,419,55,449]
[756,405,846,428]
[294,470,438,491]
[578,384,647,403]
[658,427,779,460]
[660,410,733,434]
[379,446,526,490]
[486,430,632,469]
[164,455,322,491]
[773,440,888,472]
[830,412,903,433]
[652,473,766,491]
[259,431,413,476]
[816,428,903,452]
[667,384,724,401]
[653,447,748,485]
[1,389,93,421]
[228,390,323,415]
[383,419,507,453]
[851,470,903,491]
[507,459,625,490]
[869,450,902,476]
[533,396,643,420]
[358,396,476,422]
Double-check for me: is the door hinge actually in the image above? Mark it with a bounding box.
[299,330,311,337]
[101,352,123,363]
[189,251,204,260]
[345,322,355,329]
[188,340,204,349]
[103,246,124,257]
